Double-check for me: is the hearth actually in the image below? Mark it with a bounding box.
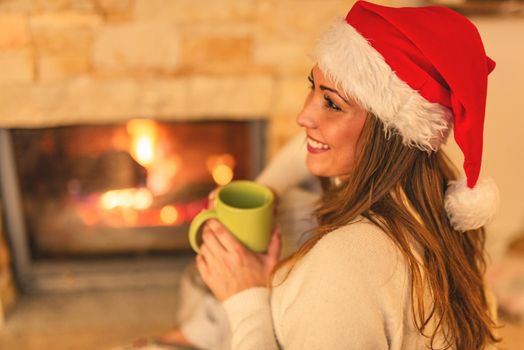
[0,119,265,291]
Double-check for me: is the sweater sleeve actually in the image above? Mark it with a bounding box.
[222,287,279,350]
[255,132,309,197]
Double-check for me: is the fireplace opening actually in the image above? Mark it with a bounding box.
[0,119,266,291]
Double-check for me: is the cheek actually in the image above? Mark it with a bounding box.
[336,139,358,171]
[330,123,365,171]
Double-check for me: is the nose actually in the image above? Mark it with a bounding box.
[296,93,318,129]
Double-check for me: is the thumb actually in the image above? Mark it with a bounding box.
[207,186,222,209]
[266,227,281,266]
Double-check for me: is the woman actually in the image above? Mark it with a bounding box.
[197,1,500,349]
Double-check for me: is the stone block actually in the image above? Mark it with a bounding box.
[37,54,90,82]
[33,25,95,82]
[266,75,311,156]
[267,115,302,158]
[98,0,134,22]
[273,76,308,117]
[0,49,33,83]
[33,0,96,12]
[253,39,313,75]
[0,85,38,126]
[0,78,141,127]
[256,0,348,39]
[0,0,95,13]
[181,24,254,73]
[56,77,141,122]
[0,83,69,127]
[184,75,274,119]
[93,22,181,72]
[30,13,101,82]
[0,0,31,12]
[30,12,101,29]
[0,13,30,50]
[136,78,188,117]
[254,0,349,73]
[135,0,256,23]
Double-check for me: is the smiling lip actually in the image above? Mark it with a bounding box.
[307,135,330,154]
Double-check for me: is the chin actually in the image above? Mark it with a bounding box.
[306,159,330,177]
[306,158,353,178]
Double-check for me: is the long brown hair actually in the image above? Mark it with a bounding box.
[274,115,499,349]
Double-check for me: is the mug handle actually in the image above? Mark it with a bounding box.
[189,209,218,253]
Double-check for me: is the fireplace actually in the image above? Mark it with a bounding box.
[0,119,265,291]
[0,0,310,296]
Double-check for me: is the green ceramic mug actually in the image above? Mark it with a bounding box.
[189,180,274,253]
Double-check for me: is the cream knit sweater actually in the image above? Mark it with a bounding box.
[219,133,496,349]
[222,218,442,350]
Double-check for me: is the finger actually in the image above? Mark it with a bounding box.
[207,187,221,209]
[199,227,221,267]
[202,223,228,259]
[265,227,282,265]
[207,219,243,253]
[200,241,220,270]
[195,254,209,282]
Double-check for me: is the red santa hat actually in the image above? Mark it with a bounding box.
[312,0,499,231]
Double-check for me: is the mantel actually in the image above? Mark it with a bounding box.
[0,76,274,128]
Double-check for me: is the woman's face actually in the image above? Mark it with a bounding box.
[296,66,368,177]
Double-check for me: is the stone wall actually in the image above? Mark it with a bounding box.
[0,0,372,156]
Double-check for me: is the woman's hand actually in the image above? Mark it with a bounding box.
[195,219,281,301]
[206,187,221,209]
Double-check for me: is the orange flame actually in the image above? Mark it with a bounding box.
[126,119,157,167]
[206,154,235,186]
[100,188,153,210]
[160,205,179,224]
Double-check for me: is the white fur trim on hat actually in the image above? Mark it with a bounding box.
[444,177,499,231]
[311,19,452,151]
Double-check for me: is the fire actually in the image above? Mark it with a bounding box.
[70,121,250,230]
[126,119,157,167]
[134,136,154,166]
[148,155,182,195]
[160,205,179,224]
[100,191,123,210]
[212,164,233,185]
[122,208,138,225]
[100,187,153,210]
[206,154,235,186]
[134,188,154,210]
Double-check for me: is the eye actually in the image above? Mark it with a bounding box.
[307,75,314,90]
[324,96,342,112]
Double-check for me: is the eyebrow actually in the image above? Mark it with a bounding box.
[319,85,351,106]
[309,70,351,106]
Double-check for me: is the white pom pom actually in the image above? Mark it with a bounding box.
[444,177,499,232]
